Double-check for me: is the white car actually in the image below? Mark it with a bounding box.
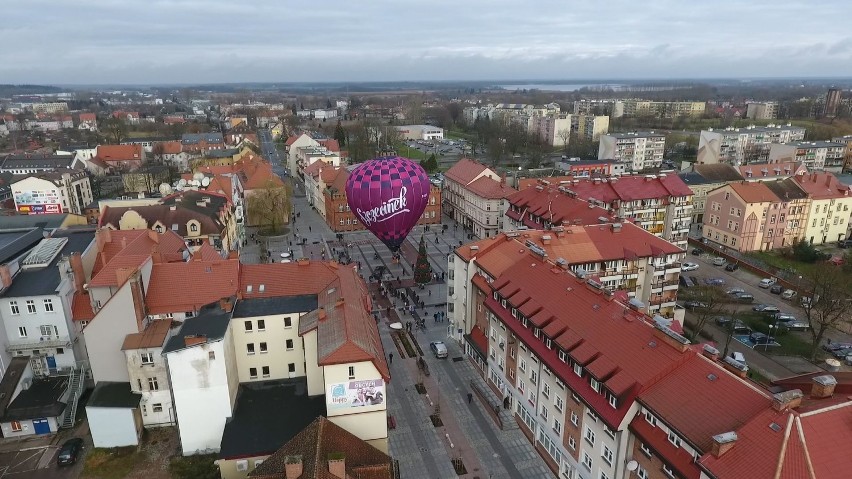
[681,262,699,272]
[758,278,777,289]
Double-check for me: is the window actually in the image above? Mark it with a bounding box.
[542,383,551,399]
[600,473,610,479]
[519,359,526,372]
[288,363,296,373]
[209,351,216,360]
[244,320,253,332]
[348,366,355,379]
[56,348,64,354]
[262,366,270,378]
[9,301,19,315]
[553,419,562,435]
[573,363,583,377]
[530,371,538,385]
[17,327,26,338]
[284,317,292,328]
[189,223,198,232]
[39,325,51,337]
[259,342,268,353]
[568,436,576,450]
[662,464,675,478]
[584,427,596,446]
[10,421,22,432]
[540,405,548,420]
[602,445,613,466]
[607,393,617,409]
[286,339,294,350]
[590,377,600,393]
[249,367,258,379]
[148,377,159,391]
[582,452,592,471]
[571,411,578,426]
[257,319,266,331]
[555,396,564,412]
[247,343,255,355]
[668,431,682,448]
[640,442,653,457]
[644,411,657,427]
[26,300,36,314]
[604,426,615,440]
[637,466,648,479]
[518,379,525,394]
[152,403,163,413]
[141,353,154,364]
[43,299,54,312]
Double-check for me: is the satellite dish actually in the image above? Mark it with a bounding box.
[201,177,210,187]
[627,461,638,472]
[178,178,187,187]
[193,172,205,181]
[191,180,201,187]
[158,183,173,195]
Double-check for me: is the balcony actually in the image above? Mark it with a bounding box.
[7,337,71,352]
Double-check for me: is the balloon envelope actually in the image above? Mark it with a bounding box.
[345,156,430,252]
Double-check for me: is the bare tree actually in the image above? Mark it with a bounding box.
[245,180,292,234]
[800,264,852,360]
[558,128,572,152]
[102,117,128,144]
[682,286,730,342]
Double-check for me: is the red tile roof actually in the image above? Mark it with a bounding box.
[71,291,95,322]
[738,162,804,180]
[506,186,613,228]
[793,172,852,200]
[517,176,576,191]
[97,144,143,162]
[145,258,239,314]
[444,157,488,185]
[206,175,233,201]
[78,112,96,122]
[466,175,517,199]
[727,181,781,203]
[317,138,340,152]
[157,141,183,155]
[122,319,172,350]
[240,263,338,298]
[639,354,771,452]
[560,174,693,206]
[90,230,187,287]
[192,240,222,261]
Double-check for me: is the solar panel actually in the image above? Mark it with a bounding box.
[22,237,68,269]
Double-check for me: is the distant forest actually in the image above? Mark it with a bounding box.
[0,84,67,96]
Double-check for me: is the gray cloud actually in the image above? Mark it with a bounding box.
[2,0,851,84]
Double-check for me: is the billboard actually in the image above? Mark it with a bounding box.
[17,204,62,215]
[326,378,385,410]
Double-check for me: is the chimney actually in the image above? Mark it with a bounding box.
[69,252,86,291]
[335,297,345,308]
[772,389,804,411]
[710,432,738,458]
[219,297,233,313]
[297,258,310,266]
[184,334,206,347]
[811,375,837,399]
[318,307,327,321]
[285,456,303,479]
[96,228,111,251]
[121,235,127,249]
[826,174,832,187]
[0,265,13,290]
[722,356,748,378]
[328,455,346,479]
[541,234,552,245]
[702,344,719,361]
[228,250,238,260]
[611,223,622,233]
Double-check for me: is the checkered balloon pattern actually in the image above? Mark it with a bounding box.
[345,156,430,251]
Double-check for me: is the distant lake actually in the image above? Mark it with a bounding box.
[499,83,626,92]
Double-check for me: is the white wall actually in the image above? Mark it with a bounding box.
[84,281,139,383]
[87,407,140,447]
[322,362,387,444]
[232,313,307,382]
[0,417,59,437]
[0,294,76,370]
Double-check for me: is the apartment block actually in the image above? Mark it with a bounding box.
[697,125,806,165]
[621,100,706,118]
[444,158,517,239]
[768,141,848,172]
[745,101,778,120]
[832,135,852,172]
[678,164,744,227]
[573,100,624,118]
[598,132,665,171]
[571,115,610,141]
[794,172,852,245]
[529,114,572,147]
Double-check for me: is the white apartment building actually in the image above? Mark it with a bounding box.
[529,115,572,147]
[621,100,705,118]
[30,102,69,114]
[573,100,624,118]
[285,133,321,175]
[598,132,665,172]
[443,158,517,239]
[794,172,852,245]
[12,169,93,216]
[746,101,779,120]
[768,141,848,172]
[122,319,175,427]
[571,115,610,141]
[697,124,806,165]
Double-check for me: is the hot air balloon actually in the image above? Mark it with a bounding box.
[345,156,430,252]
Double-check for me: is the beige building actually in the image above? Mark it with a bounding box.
[598,132,665,171]
[769,141,848,172]
[795,172,852,244]
[529,114,572,147]
[678,164,744,227]
[571,115,610,141]
[697,125,806,165]
[443,158,517,239]
[11,169,93,215]
[621,100,705,118]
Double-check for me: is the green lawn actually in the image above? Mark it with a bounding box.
[83,447,144,479]
[747,251,820,279]
[446,129,475,141]
[737,312,814,358]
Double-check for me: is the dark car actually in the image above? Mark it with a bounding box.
[839,239,852,249]
[769,284,784,294]
[734,293,755,303]
[823,342,852,352]
[57,438,84,467]
[831,347,852,359]
[725,262,739,271]
[704,277,726,286]
[750,332,772,345]
[691,248,703,256]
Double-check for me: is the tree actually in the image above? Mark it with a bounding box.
[790,239,821,263]
[326,98,333,109]
[101,117,128,144]
[682,286,730,342]
[246,180,292,234]
[486,137,504,167]
[800,264,852,360]
[420,154,439,173]
[334,120,346,147]
[558,128,572,152]
[414,235,432,284]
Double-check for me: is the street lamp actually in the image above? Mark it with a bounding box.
[765,323,777,351]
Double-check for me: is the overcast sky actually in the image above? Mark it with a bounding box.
[3,0,851,84]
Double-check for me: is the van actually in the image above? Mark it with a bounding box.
[734,293,754,303]
[712,257,726,266]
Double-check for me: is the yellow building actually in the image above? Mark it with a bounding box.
[794,172,852,244]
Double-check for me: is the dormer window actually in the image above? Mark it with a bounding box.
[189,223,198,233]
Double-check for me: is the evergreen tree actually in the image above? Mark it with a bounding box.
[334,120,347,147]
[414,235,432,285]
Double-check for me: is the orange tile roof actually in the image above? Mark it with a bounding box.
[78,112,96,122]
[206,175,233,201]
[145,258,239,314]
[793,172,852,200]
[240,263,338,298]
[71,291,95,321]
[157,141,183,155]
[518,176,575,190]
[90,230,187,287]
[444,157,488,185]
[97,144,143,162]
[302,160,325,178]
[466,175,517,199]
[122,319,172,350]
[506,185,613,228]
[738,162,803,179]
[727,181,781,203]
[192,240,222,261]
[317,138,340,152]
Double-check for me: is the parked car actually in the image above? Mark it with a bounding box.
[781,320,810,331]
[750,332,772,345]
[822,342,852,352]
[769,284,784,294]
[753,304,780,313]
[684,301,709,309]
[725,262,739,271]
[734,293,755,303]
[838,239,852,248]
[831,347,852,359]
[774,313,797,322]
[729,351,747,365]
[715,315,734,326]
[705,277,726,286]
[681,262,699,272]
[430,341,448,359]
[781,289,797,300]
[758,278,777,288]
[57,438,84,467]
[726,288,746,296]
[712,257,727,266]
[691,248,703,256]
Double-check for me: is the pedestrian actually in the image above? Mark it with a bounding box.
[429,289,432,296]
[309,226,312,233]
[467,392,473,404]
[389,353,394,365]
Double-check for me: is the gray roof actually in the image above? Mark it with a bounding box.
[0,358,30,419]
[232,295,318,318]
[678,172,710,186]
[691,164,744,183]
[162,299,233,354]
[1,376,68,421]
[0,214,73,231]
[205,148,240,159]
[87,382,142,409]
[606,131,665,139]
[0,154,79,171]
[764,178,809,201]
[1,229,95,298]
[181,133,224,145]
[219,378,326,459]
[0,228,45,264]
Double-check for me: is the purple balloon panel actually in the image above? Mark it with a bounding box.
[345,156,430,251]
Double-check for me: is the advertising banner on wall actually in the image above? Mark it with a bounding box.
[326,378,385,410]
[16,204,62,215]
